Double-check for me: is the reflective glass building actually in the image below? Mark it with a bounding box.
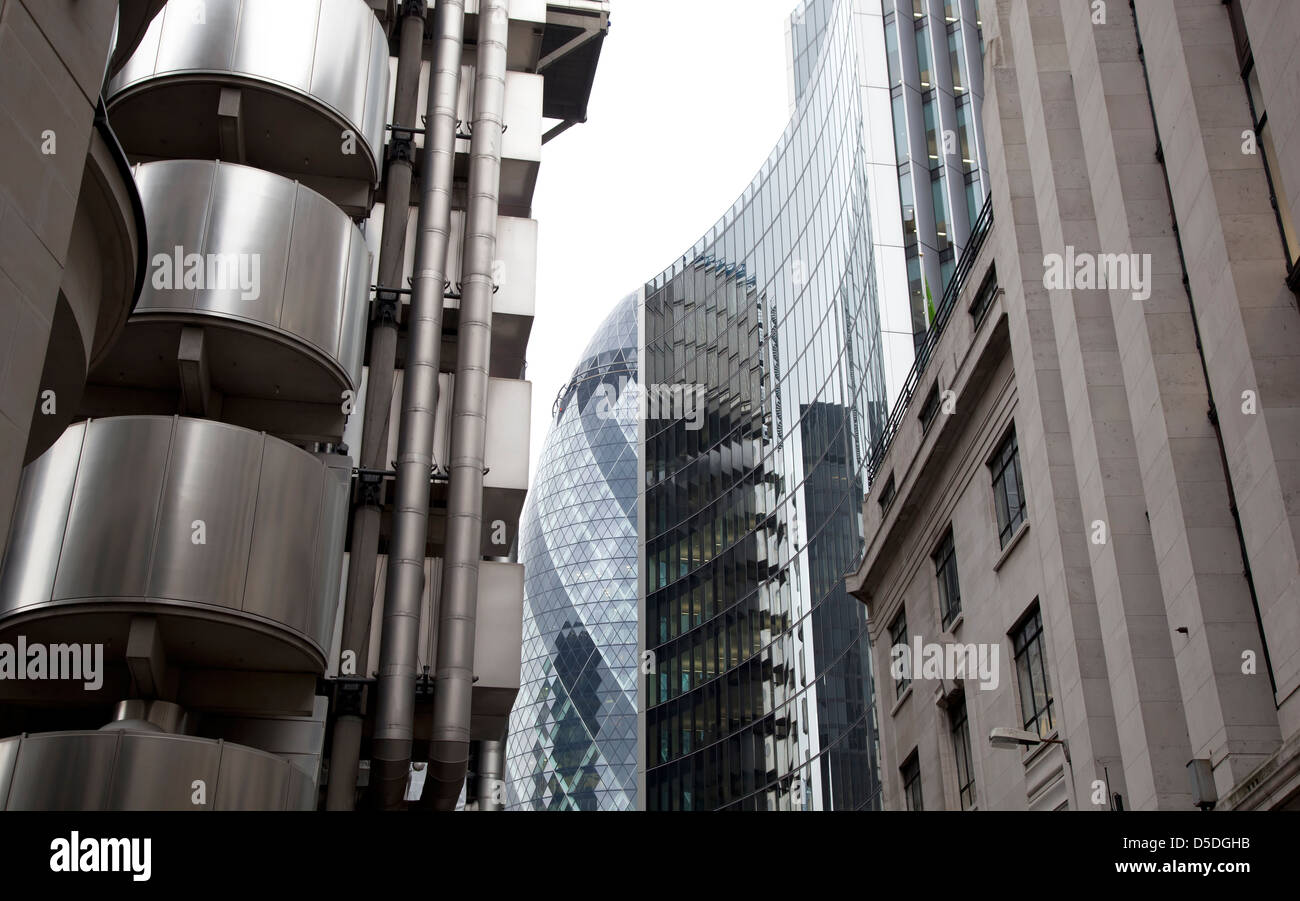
[505,294,640,810]
[638,0,886,810]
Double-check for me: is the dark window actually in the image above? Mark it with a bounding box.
[901,752,923,811]
[989,427,1026,547]
[933,527,961,629]
[950,695,976,809]
[1012,605,1056,739]
[919,383,941,433]
[970,265,998,328]
[889,610,910,699]
[1225,1,1297,279]
[878,472,897,511]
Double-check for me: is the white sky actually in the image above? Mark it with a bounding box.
[527,0,801,477]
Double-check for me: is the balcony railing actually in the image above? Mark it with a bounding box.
[866,193,994,482]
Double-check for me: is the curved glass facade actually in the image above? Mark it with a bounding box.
[506,294,640,810]
[640,0,885,810]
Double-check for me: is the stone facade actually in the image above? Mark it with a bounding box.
[848,0,1299,811]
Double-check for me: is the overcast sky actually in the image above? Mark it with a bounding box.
[526,0,801,476]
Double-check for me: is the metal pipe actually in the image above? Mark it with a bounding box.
[473,738,506,811]
[370,0,466,810]
[424,0,509,811]
[325,0,428,811]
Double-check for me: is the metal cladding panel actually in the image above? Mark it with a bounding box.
[146,419,261,610]
[111,0,389,169]
[282,184,354,368]
[366,205,535,325]
[231,0,320,89]
[365,555,441,674]
[428,376,529,494]
[243,437,324,638]
[0,418,350,662]
[214,742,291,810]
[0,738,17,807]
[5,732,119,810]
[444,212,537,319]
[131,160,216,313]
[484,379,530,490]
[200,161,293,325]
[501,73,544,162]
[457,69,543,163]
[132,160,370,390]
[0,424,85,613]
[107,733,222,810]
[339,225,372,387]
[152,0,240,73]
[51,417,173,602]
[467,0,545,20]
[309,456,351,649]
[286,764,317,811]
[0,732,308,810]
[471,561,524,738]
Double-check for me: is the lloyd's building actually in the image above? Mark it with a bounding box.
[0,0,606,810]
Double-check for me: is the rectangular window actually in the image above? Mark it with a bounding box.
[889,610,910,699]
[990,427,1026,547]
[1012,605,1056,739]
[919,383,941,433]
[933,527,961,629]
[891,91,908,163]
[916,24,933,89]
[964,172,981,227]
[955,98,976,171]
[885,18,901,86]
[1257,116,1299,268]
[932,171,951,246]
[950,695,977,809]
[923,95,938,163]
[901,752,923,811]
[970,264,997,328]
[878,472,897,511]
[947,28,966,94]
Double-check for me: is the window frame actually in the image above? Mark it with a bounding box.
[933,526,962,630]
[949,693,977,810]
[901,751,923,811]
[989,426,1026,548]
[1011,604,1056,740]
[889,609,910,700]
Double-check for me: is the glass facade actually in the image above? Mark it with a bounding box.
[505,295,640,810]
[641,0,885,811]
[877,0,989,349]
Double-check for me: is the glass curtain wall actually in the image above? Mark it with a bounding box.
[506,295,641,810]
[641,0,886,811]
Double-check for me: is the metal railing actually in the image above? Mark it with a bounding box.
[866,193,994,482]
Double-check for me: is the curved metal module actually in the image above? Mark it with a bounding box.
[84,159,370,442]
[106,0,390,201]
[0,416,351,675]
[0,731,317,810]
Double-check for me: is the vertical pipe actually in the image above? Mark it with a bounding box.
[325,1,428,811]
[424,0,509,811]
[474,737,506,811]
[371,0,466,810]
